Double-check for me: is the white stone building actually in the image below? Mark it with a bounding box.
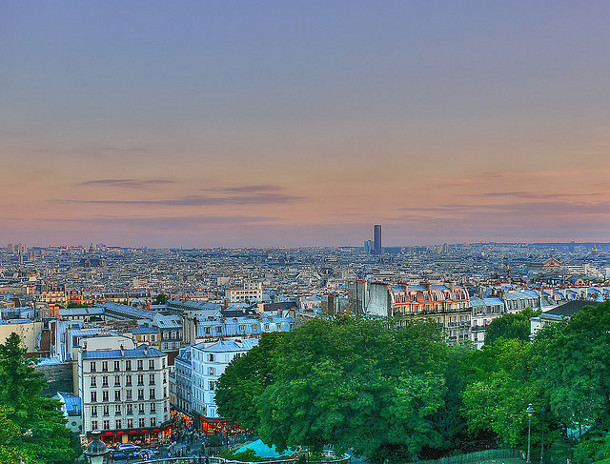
[191,339,259,418]
[77,339,170,444]
[226,282,263,302]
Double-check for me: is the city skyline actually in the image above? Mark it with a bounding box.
[2,2,610,247]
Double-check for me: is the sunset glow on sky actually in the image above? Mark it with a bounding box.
[2,1,610,247]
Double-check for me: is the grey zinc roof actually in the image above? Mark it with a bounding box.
[204,339,259,353]
[132,326,158,335]
[57,392,81,416]
[81,344,165,359]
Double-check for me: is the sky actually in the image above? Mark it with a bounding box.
[2,1,610,248]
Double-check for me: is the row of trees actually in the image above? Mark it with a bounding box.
[0,333,78,464]
[215,302,610,464]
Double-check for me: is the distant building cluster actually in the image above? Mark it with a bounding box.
[0,240,609,442]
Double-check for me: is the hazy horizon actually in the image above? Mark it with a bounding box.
[3,1,610,247]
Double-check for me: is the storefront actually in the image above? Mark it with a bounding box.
[91,426,171,446]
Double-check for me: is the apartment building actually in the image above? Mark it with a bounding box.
[225,282,263,303]
[77,339,170,444]
[190,339,259,419]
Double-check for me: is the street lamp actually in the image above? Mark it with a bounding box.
[526,404,534,464]
[84,430,109,464]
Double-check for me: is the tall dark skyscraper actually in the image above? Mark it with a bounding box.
[374,224,382,255]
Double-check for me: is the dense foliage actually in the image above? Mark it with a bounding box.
[217,303,610,464]
[484,308,540,345]
[0,333,78,464]
[462,301,610,464]
[219,316,461,463]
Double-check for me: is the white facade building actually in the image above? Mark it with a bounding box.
[191,339,259,418]
[226,282,263,303]
[78,340,170,443]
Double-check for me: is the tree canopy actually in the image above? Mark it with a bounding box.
[484,307,540,345]
[463,301,610,464]
[0,333,78,464]
[217,303,610,464]
[218,316,454,463]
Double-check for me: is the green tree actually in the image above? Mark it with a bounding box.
[534,301,610,463]
[0,405,43,464]
[153,293,168,305]
[485,308,540,346]
[0,333,77,464]
[66,303,91,308]
[462,338,541,447]
[219,316,453,463]
[537,302,610,431]
[216,331,284,429]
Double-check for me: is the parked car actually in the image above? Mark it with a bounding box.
[118,443,141,453]
[108,450,129,461]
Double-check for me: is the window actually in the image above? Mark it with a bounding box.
[239,325,245,332]
[126,404,133,415]
[163,386,167,397]
[103,405,109,416]
[91,406,98,417]
[102,361,108,372]
[163,372,167,384]
[149,359,154,369]
[114,360,120,371]
[149,388,156,400]
[91,391,97,403]
[126,389,132,400]
[208,367,214,375]
[102,391,109,402]
[102,376,108,387]
[137,374,144,386]
[90,362,97,372]
[114,391,121,401]
[115,419,122,430]
[205,327,211,335]
[138,389,144,400]
[91,376,97,387]
[103,419,110,430]
[115,405,121,416]
[162,358,166,368]
[138,404,145,414]
[149,374,155,385]
[150,403,156,413]
[150,418,156,427]
[114,376,121,387]
[137,360,143,370]
[209,381,215,391]
[91,420,98,430]
[139,418,145,428]
[125,360,131,371]
[127,418,133,429]
[208,353,215,362]
[126,375,132,386]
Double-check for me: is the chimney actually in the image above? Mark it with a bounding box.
[147,301,151,310]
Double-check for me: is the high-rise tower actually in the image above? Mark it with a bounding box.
[374,224,382,255]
